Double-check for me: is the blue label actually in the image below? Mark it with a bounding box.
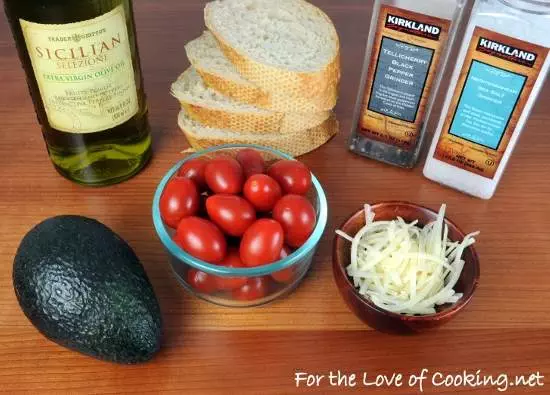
[449,60,527,150]
[368,37,434,123]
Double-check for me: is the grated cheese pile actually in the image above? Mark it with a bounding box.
[336,204,479,315]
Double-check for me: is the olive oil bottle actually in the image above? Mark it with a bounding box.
[3,0,151,186]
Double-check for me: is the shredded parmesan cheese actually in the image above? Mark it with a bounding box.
[337,204,479,315]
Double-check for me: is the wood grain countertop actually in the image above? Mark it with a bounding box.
[0,1,549,393]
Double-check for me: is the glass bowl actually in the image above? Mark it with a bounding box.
[152,144,328,307]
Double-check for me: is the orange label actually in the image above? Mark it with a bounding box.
[358,6,451,150]
[434,27,549,179]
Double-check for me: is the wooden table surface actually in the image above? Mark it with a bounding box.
[1,1,549,393]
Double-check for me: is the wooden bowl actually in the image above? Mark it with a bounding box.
[333,202,480,334]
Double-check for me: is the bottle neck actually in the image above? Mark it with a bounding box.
[496,0,550,14]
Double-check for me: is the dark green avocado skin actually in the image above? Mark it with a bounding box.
[13,216,162,364]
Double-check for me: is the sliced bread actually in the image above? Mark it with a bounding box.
[185,31,335,112]
[178,109,338,157]
[204,0,340,104]
[171,67,331,134]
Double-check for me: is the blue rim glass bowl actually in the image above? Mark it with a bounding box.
[152,144,328,307]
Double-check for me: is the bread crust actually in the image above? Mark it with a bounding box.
[204,0,341,106]
[172,69,331,134]
[178,111,339,157]
[194,67,333,113]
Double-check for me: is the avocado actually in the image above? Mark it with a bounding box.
[13,216,162,364]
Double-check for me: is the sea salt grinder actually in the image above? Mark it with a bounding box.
[424,0,550,199]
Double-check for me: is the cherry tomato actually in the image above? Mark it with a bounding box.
[214,248,248,291]
[236,148,266,179]
[206,194,256,237]
[160,177,200,228]
[175,217,227,263]
[177,158,208,190]
[187,268,217,294]
[204,157,244,194]
[243,174,283,212]
[232,276,270,301]
[271,246,297,283]
[267,160,312,195]
[272,195,316,248]
[240,219,284,267]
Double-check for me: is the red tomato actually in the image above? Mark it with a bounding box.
[214,248,248,291]
[267,160,312,195]
[236,148,266,179]
[204,157,244,194]
[160,177,200,228]
[243,174,283,212]
[187,268,217,294]
[272,195,316,248]
[177,158,208,190]
[232,276,270,301]
[206,194,256,237]
[271,246,296,283]
[271,267,296,284]
[175,217,227,263]
[240,219,284,267]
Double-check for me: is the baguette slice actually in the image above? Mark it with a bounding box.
[185,31,335,112]
[205,0,340,105]
[178,109,338,157]
[171,67,331,134]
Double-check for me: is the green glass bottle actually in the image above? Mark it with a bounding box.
[3,0,152,186]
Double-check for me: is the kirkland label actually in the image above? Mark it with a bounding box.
[476,38,537,68]
[20,6,139,134]
[358,6,451,149]
[434,27,549,178]
[385,14,442,41]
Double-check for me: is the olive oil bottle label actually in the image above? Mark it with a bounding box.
[20,6,139,134]
[359,6,451,149]
[434,27,549,179]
